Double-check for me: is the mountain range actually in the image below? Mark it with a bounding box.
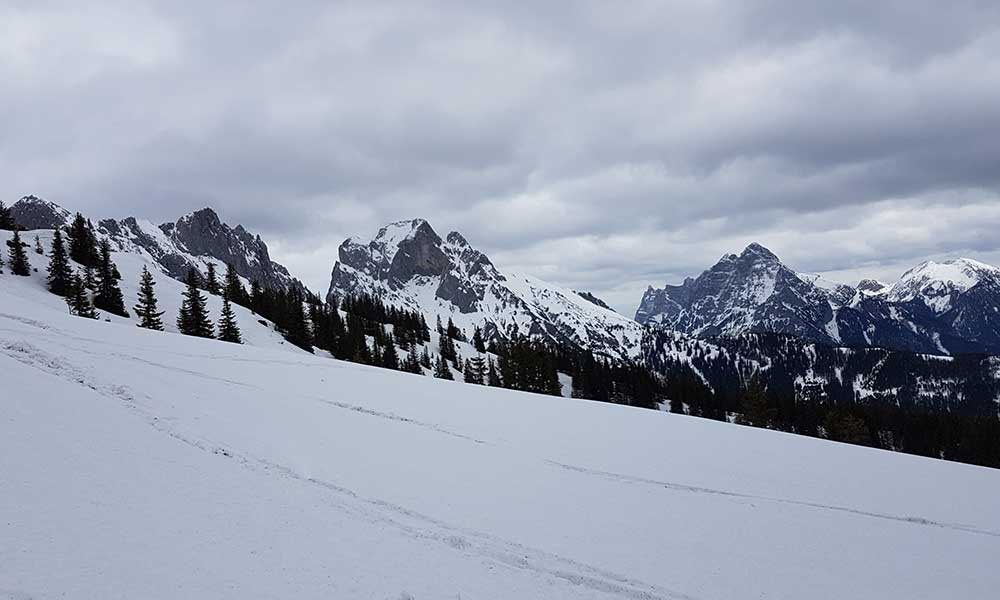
[9,195,305,293]
[637,243,1000,356]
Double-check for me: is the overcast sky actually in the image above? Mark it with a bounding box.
[4,1,1000,313]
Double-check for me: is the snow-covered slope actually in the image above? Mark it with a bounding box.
[327,219,644,360]
[637,243,1000,355]
[3,250,1000,599]
[0,229,299,352]
[888,258,1000,314]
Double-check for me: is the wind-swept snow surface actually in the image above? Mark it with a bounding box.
[2,267,1000,599]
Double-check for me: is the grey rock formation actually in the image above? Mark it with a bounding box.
[9,195,71,230]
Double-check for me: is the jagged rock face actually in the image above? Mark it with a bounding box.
[327,219,644,360]
[637,243,835,341]
[637,243,1000,355]
[9,196,71,230]
[99,208,303,292]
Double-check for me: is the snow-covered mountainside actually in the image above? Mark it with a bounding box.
[888,258,1000,313]
[9,195,71,230]
[327,219,644,360]
[0,228,300,353]
[6,196,304,292]
[4,251,1000,600]
[637,243,1000,355]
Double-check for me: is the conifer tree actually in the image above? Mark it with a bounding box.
[177,268,214,338]
[66,274,99,319]
[433,355,454,380]
[47,229,72,295]
[472,326,486,353]
[93,240,129,317]
[486,358,502,387]
[223,262,247,306]
[83,264,97,290]
[381,336,400,370]
[67,213,98,266]
[134,266,164,330]
[205,262,220,295]
[736,376,773,428]
[404,345,423,374]
[463,356,486,385]
[33,235,43,255]
[0,201,15,230]
[420,346,432,369]
[6,229,30,276]
[217,294,243,343]
[283,289,313,352]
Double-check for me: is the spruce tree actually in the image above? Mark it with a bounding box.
[381,336,400,370]
[433,356,454,380]
[472,326,486,353]
[223,263,247,305]
[134,266,165,330]
[0,201,15,230]
[486,358,502,387]
[67,213,98,266]
[205,262,220,295]
[66,274,99,319]
[93,240,128,317]
[34,235,43,255]
[177,268,214,338]
[404,345,423,374]
[217,294,243,343]
[47,229,72,295]
[283,290,313,352]
[6,229,31,276]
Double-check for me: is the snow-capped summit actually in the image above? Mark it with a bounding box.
[9,195,71,230]
[635,242,836,342]
[887,258,1000,314]
[328,219,644,360]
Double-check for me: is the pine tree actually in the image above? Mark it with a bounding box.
[464,356,486,385]
[134,266,165,330]
[381,336,400,370]
[486,358,502,387]
[205,262,220,295]
[223,263,247,306]
[283,290,313,352]
[433,356,454,380]
[6,229,30,276]
[66,274,99,319]
[420,346,432,369]
[33,235,43,255]
[404,345,423,374]
[217,295,243,343]
[46,229,72,295]
[472,326,486,353]
[0,201,15,230]
[67,213,98,266]
[93,240,129,317]
[177,268,214,338]
[736,376,773,428]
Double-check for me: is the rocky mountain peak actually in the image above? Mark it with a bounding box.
[328,219,644,360]
[740,242,780,262]
[10,195,71,230]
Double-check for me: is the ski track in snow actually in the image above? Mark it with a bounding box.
[544,461,1000,539]
[0,331,692,600]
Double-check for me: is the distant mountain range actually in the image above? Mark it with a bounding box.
[636,243,1000,356]
[8,195,1000,415]
[8,195,305,293]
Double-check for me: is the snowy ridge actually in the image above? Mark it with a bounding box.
[328,219,645,360]
[888,258,1000,314]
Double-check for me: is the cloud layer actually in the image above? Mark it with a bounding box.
[4,1,1000,312]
